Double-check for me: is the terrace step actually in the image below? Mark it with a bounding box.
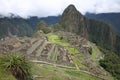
[47,44,56,60]
[27,39,43,55]
[35,40,48,57]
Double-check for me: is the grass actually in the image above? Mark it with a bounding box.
[47,34,70,47]
[0,53,113,80]
[47,34,79,54]
[67,47,79,54]
[31,64,71,80]
[47,34,85,69]
[88,42,101,61]
[31,63,104,80]
[0,54,16,80]
[0,67,16,80]
[64,69,103,80]
[50,52,57,62]
[71,55,86,69]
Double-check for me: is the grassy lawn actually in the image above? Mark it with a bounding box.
[47,34,70,46]
[67,47,79,54]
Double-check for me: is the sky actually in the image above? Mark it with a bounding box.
[0,0,120,18]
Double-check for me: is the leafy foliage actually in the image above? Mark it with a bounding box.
[36,21,51,34]
[0,53,32,80]
[52,23,64,32]
[99,49,120,80]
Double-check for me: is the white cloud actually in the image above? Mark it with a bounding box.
[0,0,120,18]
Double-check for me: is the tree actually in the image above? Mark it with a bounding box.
[99,49,120,80]
[0,53,32,80]
[52,23,63,32]
[36,20,51,34]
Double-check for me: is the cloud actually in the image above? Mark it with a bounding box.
[0,0,120,18]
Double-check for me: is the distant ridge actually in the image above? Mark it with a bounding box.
[0,15,60,38]
[85,12,120,35]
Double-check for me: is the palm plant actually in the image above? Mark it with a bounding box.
[0,53,32,80]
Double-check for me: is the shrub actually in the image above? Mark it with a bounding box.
[99,50,120,80]
[36,21,51,34]
[0,53,32,80]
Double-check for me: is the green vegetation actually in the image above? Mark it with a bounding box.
[0,17,33,39]
[46,34,79,54]
[47,34,86,69]
[0,53,32,80]
[31,64,103,80]
[50,52,57,62]
[52,23,64,32]
[36,21,51,34]
[67,47,79,54]
[99,48,120,80]
[71,54,86,69]
[0,52,110,80]
[60,4,120,57]
[47,34,70,46]
[88,42,101,61]
[0,65,15,80]
[64,69,102,80]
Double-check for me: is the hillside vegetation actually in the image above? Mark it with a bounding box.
[0,54,107,80]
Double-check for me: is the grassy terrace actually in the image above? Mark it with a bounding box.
[46,34,79,54]
[67,47,79,54]
[46,34,70,46]
[46,34,87,68]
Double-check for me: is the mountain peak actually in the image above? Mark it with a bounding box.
[63,4,80,15]
[66,4,76,10]
[60,4,83,33]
